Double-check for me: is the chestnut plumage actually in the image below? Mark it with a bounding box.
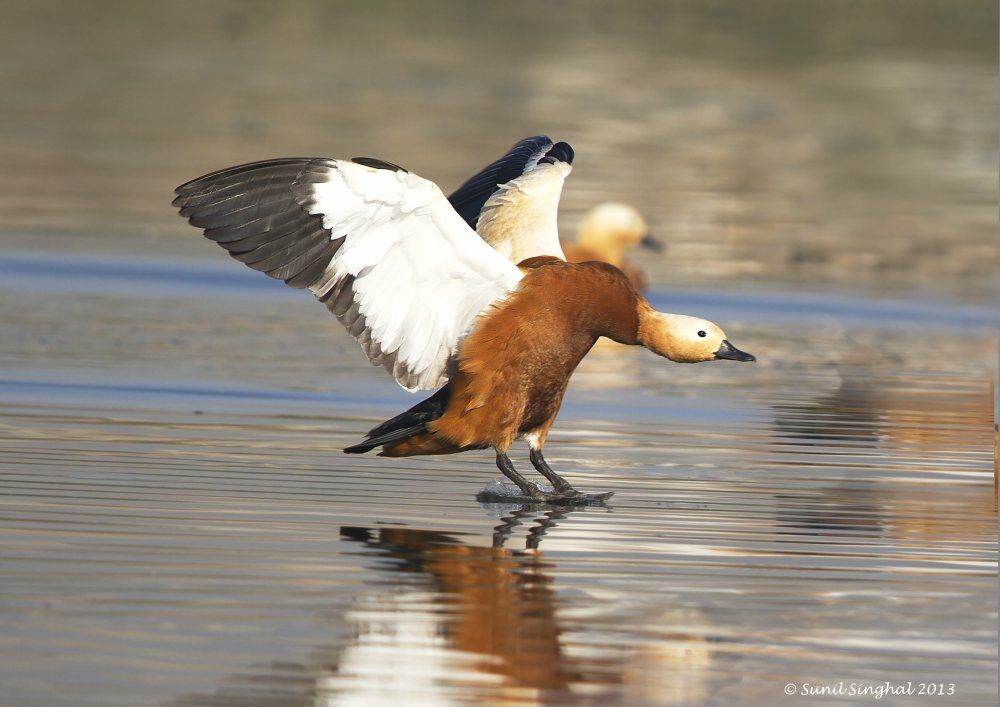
[174,137,754,505]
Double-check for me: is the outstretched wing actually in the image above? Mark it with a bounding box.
[173,157,523,392]
[448,136,573,264]
[448,136,557,229]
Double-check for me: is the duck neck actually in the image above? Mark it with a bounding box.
[636,306,695,360]
[580,268,643,345]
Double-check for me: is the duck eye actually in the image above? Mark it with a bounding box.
[697,330,707,338]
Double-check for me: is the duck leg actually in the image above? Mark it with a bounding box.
[529,448,615,504]
[489,452,546,501]
[529,448,577,494]
[480,452,613,505]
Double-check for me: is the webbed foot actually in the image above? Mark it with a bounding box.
[540,489,614,505]
[476,482,612,506]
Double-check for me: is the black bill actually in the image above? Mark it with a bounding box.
[640,233,664,252]
[715,339,755,362]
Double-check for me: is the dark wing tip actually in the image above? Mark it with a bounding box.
[171,157,342,290]
[173,157,319,196]
[448,134,570,229]
[351,157,408,173]
[541,141,574,165]
[514,134,553,154]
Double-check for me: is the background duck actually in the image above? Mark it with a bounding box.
[562,201,663,291]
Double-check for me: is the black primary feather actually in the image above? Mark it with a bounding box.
[540,141,574,165]
[172,158,343,289]
[351,157,408,173]
[447,135,573,230]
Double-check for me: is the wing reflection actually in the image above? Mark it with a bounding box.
[336,506,584,695]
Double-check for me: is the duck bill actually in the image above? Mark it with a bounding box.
[640,233,664,252]
[715,339,755,362]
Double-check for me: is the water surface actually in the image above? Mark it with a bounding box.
[0,2,996,705]
[1,252,996,705]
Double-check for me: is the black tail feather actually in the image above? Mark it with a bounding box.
[343,424,427,454]
[344,385,451,454]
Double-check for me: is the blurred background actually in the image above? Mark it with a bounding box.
[1,2,996,705]
[1,0,996,299]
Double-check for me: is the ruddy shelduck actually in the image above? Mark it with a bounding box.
[562,202,662,291]
[173,136,755,504]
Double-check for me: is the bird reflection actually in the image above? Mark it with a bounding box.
[338,505,586,695]
[488,504,574,550]
[771,377,880,446]
[769,375,887,535]
[769,365,996,539]
[169,506,721,706]
[167,506,590,707]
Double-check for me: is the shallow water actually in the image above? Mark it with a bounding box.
[1,1,997,705]
[1,252,996,705]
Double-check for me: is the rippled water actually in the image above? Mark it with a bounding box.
[1,1,997,705]
[1,255,996,705]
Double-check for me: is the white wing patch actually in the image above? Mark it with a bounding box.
[306,161,523,391]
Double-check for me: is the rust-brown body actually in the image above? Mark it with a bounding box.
[384,258,640,456]
[561,241,648,291]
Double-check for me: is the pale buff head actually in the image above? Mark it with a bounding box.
[576,202,660,265]
[637,306,755,364]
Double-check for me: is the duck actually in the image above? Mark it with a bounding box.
[173,137,755,505]
[562,202,662,291]
[448,138,662,290]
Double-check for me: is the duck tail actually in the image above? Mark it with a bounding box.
[343,424,428,454]
[343,385,451,455]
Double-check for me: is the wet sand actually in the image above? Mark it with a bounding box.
[1,253,996,705]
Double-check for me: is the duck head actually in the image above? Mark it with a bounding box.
[577,202,662,264]
[637,308,755,364]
